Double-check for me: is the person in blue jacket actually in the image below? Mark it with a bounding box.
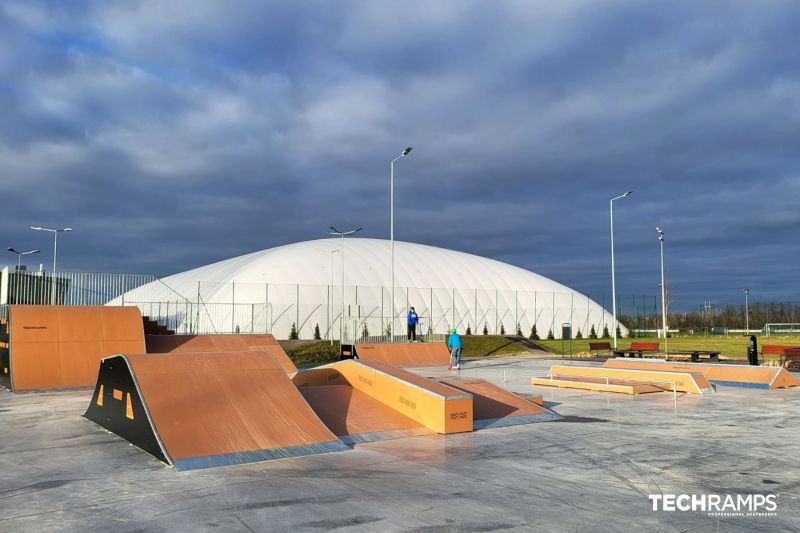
[407,307,419,342]
[447,327,462,370]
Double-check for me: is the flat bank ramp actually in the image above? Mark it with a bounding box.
[6,305,144,391]
[84,352,346,470]
[145,334,297,375]
[300,385,433,444]
[604,359,800,389]
[438,377,562,428]
[355,342,450,367]
[532,365,715,395]
[293,359,473,434]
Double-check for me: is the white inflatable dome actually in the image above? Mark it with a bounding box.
[115,238,623,340]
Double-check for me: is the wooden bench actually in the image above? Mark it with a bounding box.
[588,342,612,355]
[613,342,660,358]
[761,345,796,364]
[781,348,800,367]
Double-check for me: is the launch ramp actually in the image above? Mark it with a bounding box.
[438,377,562,428]
[84,352,347,470]
[532,365,715,395]
[145,334,297,375]
[604,359,800,389]
[354,342,451,367]
[294,358,473,434]
[5,306,145,391]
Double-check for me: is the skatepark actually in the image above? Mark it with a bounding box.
[1,305,799,531]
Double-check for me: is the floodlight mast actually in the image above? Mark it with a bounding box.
[30,226,72,273]
[328,226,362,346]
[6,247,41,269]
[609,190,633,349]
[389,147,412,342]
[657,227,668,350]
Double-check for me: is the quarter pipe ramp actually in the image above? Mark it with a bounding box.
[354,342,451,367]
[84,351,347,470]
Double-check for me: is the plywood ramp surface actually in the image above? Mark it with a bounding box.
[604,359,800,389]
[145,334,297,375]
[439,377,562,428]
[294,359,473,434]
[355,342,450,367]
[8,305,144,391]
[84,352,346,470]
[531,377,665,395]
[300,385,432,444]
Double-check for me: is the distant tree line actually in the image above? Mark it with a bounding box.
[620,301,800,333]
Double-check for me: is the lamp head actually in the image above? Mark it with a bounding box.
[63,227,72,232]
[402,147,413,156]
[7,247,17,253]
[623,190,634,197]
[30,226,43,231]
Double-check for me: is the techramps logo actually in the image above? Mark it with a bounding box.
[648,494,778,518]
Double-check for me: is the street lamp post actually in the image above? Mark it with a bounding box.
[30,226,72,273]
[6,247,40,270]
[744,288,750,334]
[329,249,340,346]
[656,227,668,349]
[329,226,362,346]
[610,191,633,348]
[390,147,412,343]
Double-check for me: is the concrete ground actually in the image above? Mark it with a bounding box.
[1,356,798,532]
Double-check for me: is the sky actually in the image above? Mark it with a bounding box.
[0,0,798,311]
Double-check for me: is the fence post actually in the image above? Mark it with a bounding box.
[296,283,300,338]
[232,282,236,334]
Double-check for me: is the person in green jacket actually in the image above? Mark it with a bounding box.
[447,328,462,370]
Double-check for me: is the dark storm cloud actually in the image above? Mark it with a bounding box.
[1,0,799,309]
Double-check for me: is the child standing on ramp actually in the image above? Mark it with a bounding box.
[447,328,462,370]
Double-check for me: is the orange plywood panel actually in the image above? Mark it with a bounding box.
[9,306,60,343]
[531,377,665,395]
[84,351,346,470]
[7,305,145,391]
[300,385,431,441]
[355,343,451,367]
[145,334,296,374]
[57,340,102,387]
[9,342,60,391]
[57,307,104,342]
[604,359,800,389]
[101,307,146,340]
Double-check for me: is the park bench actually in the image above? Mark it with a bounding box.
[588,342,612,355]
[781,348,800,368]
[760,345,796,364]
[613,342,660,358]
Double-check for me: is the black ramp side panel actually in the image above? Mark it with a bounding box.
[84,356,168,464]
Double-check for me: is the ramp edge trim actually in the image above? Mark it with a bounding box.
[473,412,563,430]
[338,427,433,445]
[172,440,350,471]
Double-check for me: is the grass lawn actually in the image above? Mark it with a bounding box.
[535,335,800,361]
[281,335,527,365]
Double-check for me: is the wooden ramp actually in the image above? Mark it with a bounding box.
[84,352,347,470]
[354,342,450,367]
[294,359,473,434]
[604,359,800,389]
[300,385,433,444]
[5,306,145,391]
[438,377,562,428]
[532,365,715,395]
[145,334,297,375]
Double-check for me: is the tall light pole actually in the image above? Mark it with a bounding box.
[390,147,412,343]
[656,227,668,348]
[744,288,750,334]
[6,247,40,270]
[610,190,633,348]
[30,226,72,273]
[329,249,340,346]
[329,226,362,346]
